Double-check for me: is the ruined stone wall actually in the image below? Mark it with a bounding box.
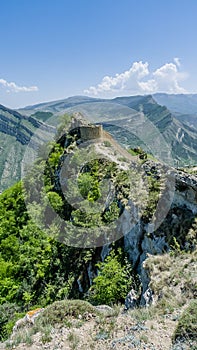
[80,125,103,140]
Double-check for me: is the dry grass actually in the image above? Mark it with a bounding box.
[143,249,197,308]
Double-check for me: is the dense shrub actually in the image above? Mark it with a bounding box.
[173,299,197,342]
[89,248,132,305]
[0,303,24,341]
[37,300,97,326]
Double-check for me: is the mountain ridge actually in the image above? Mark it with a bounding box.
[1,93,197,191]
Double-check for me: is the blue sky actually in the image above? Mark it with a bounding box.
[0,0,197,108]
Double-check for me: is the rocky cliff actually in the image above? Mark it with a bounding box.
[123,161,197,305]
[46,119,197,305]
[0,117,196,350]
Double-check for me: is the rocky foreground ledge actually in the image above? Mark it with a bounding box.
[1,299,196,349]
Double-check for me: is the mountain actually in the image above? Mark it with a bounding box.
[21,95,197,167]
[154,93,197,114]
[154,93,197,129]
[106,95,197,166]
[0,117,196,349]
[0,104,55,192]
[18,96,107,116]
[1,94,197,191]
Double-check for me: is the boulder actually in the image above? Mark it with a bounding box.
[124,289,138,310]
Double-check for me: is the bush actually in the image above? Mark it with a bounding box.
[0,302,24,341]
[103,140,111,147]
[36,299,97,326]
[173,299,197,342]
[89,248,132,305]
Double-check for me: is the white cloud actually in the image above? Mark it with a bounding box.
[0,78,38,93]
[84,61,149,96]
[174,57,181,67]
[84,59,188,96]
[153,62,186,93]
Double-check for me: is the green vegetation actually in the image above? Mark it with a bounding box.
[0,303,24,341]
[128,147,147,159]
[0,180,99,338]
[128,147,158,162]
[103,140,112,147]
[31,111,53,122]
[0,115,196,347]
[89,248,132,305]
[0,167,135,341]
[173,299,197,343]
[142,171,163,223]
[78,173,101,202]
[37,299,97,326]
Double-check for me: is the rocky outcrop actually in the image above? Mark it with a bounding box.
[123,161,197,308]
[124,289,138,310]
[12,308,44,333]
[174,169,197,213]
[55,122,197,307]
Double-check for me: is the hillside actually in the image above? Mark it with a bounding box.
[0,116,196,349]
[21,95,197,166]
[0,105,55,192]
[154,93,197,115]
[18,96,106,116]
[108,96,197,166]
[154,93,197,130]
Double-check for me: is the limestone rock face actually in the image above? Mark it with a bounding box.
[174,170,197,213]
[53,119,197,309]
[124,222,142,267]
[123,161,197,308]
[124,289,138,310]
[71,159,197,307]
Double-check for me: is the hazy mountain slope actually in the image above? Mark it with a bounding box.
[103,95,197,166]
[173,112,197,130]
[18,96,106,116]
[0,105,54,192]
[21,93,197,116]
[154,93,197,114]
[154,93,197,129]
[20,95,155,119]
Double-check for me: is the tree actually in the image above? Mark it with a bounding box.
[89,248,132,305]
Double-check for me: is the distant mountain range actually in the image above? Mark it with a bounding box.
[19,93,197,120]
[20,94,197,165]
[153,93,197,114]
[21,92,197,130]
[154,93,197,129]
[0,94,197,191]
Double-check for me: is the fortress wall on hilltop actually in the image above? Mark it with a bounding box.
[79,125,135,161]
[80,124,103,140]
